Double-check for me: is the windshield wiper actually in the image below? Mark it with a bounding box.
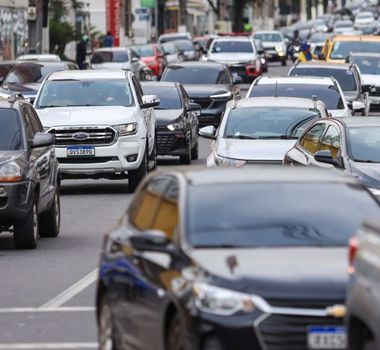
[258,135,298,140]
[353,159,380,163]
[38,105,66,108]
[227,134,258,140]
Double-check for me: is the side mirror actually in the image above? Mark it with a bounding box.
[31,132,54,148]
[129,230,172,253]
[314,150,340,167]
[232,75,243,85]
[352,101,365,112]
[28,97,35,104]
[141,94,160,108]
[188,102,201,112]
[131,57,139,63]
[362,84,375,93]
[199,125,216,140]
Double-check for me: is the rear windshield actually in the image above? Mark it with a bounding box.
[330,41,380,60]
[187,183,380,247]
[132,46,155,57]
[290,67,357,91]
[162,66,225,84]
[91,51,129,64]
[0,108,23,150]
[4,64,63,84]
[249,83,344,110]
[211,40,254,53]
[175,41,194,51]
[254,33,282,42]
[143,86,182,109]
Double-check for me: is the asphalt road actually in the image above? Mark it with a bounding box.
[0,62,342,350]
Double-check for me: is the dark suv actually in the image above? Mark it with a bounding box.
[0,96,60,249]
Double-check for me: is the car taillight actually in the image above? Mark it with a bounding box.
[348,236,359,274]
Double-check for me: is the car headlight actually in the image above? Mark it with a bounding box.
[167,119,184,131]
[0,162,22,182]
[214,154,246,167]
[260,58,266,64]
[275,44,283,52]
[210,91,232,100]
[193,283,258,316]
[114,123,138,136]
[368,187,380,197]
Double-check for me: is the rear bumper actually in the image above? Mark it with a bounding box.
[229,64,261,82]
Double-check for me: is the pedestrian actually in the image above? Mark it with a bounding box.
[76,35,88,70]
[103,31,114,48]
[298,42,316,62]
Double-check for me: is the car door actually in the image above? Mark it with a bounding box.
[285,122,327,165]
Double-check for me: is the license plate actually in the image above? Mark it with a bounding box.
[67,146,95,157]
[307,326,346,349]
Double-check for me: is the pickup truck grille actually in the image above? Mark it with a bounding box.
[48,126,116,146]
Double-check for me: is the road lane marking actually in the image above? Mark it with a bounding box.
[0,306,95,313]
[0,343,97,349]
[39,269,98,309]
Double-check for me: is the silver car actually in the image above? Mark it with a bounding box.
[200,96,329,167]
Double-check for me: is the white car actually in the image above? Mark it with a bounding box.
[354,11,375,29]
[90,47,151,81]
[253,30,287,66]
[34,70,158,192]
[247,76,352,118]
[200,96,329,167]
[158,32,192,44]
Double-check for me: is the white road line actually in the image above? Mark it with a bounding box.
[0,306,95,313]
[39,269,99,309]
[0,343,98,349]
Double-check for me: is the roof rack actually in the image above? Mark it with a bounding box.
[8,92,24,104]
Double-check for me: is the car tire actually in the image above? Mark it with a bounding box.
[166,314,185,350]
[13,200,38,249]
[282,58,287,66]
[39,188,60,238]
[98,296,119,350]
[191,139,199,160]
[128,146,148,193]
[180,138,191,165]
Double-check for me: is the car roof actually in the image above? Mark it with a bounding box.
[166,61,226,69]
[94,47,127,52]
[141,81,178,88]
[349,52,380,58]
[165,167,358,186]
[15,61,69,67]
[160,32,190,37]
[332,35,380,41]
[227,96,325,109]
[256,76,335,85]
[332,117,380,127]
[17,54,61,62]
[254,30,282,34]
[46,70,129,81]
[213,36,253,42]
[293,62,351,70]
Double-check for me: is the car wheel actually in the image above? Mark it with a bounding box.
[99,297,118,350]
[13,200,38,249]
[282,58,287,66]
[39,188,60,238]
[166,314,185,350]
[128,146,148,193]
[191,139,199,160]
[180,138,191,165]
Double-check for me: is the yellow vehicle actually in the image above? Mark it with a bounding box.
[324,35,380,63]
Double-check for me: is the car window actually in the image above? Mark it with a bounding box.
[151,179,179,239]
[132,46,155,57]
[142,85,182,109]
[300,123,327,154]
[211,40,254,53]
[330,41,380,60]
[254,33,282,42]
[216,70,231,85]
[320,125,341,158]
[4,64,64,84]
[91,51,129,64]
[347,127,380,163]
[0,108,23,150]
[352,56,380,75]
[129,177,170,230]
[24,105,43,132]
[162,66,226,85]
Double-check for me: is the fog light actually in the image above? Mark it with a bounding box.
[0,187,7,196]
[126,154,138,162]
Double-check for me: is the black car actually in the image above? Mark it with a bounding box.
[0,61,78,103]
[0,95,60,249]
[284,117,380,197]
[288,62,370,115]
[142,81,200,164]
[96,167,380,350]
[160,62,241,126]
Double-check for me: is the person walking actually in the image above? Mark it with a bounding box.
[103,31,114,48]
[76,35,88,70]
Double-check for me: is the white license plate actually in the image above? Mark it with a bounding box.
[308,326,346,349]
[67,146,95,157]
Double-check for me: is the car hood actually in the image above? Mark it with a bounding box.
[190,247,347,301]
[182,84,230,98]
[0,151,25,165]
[36,106,139,128]
[155,109,183,125]
[207,53,256,64]
[216,138,297,161]
[350,161,380,188]
[0,83,40,95]
[91,62,132,70]
[361,74,380,86]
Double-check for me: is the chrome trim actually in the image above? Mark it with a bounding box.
[253,313,270,350]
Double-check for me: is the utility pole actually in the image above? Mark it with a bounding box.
[27,0,43,53]
[300,0,307,22]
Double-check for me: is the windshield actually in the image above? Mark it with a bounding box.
[211,40,254,53]
[4,64,63,84]
[330,41,380,59]
[160,35,188,43]
[254,33,282,42]
[356,13,373,20]
[91,51,129,64]
[290,67,357,91]
[143,86,181,109]
[187,183,380,248]
[131,46,154,57]
[175,41,194,51]
[335,21,353,28]
[352,56,380,74]
[348,127,380,163]
[36,79,134,108]
[162,66,224,84]
[0,108,23,150]
[309,34,330,43]
[249,84,344,110]
[223,107,320,139]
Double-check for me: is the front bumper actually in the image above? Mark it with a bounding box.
[265,50,286,61]
[54,135,145,179]
[0,181,32,229]
[156,128,188,156]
